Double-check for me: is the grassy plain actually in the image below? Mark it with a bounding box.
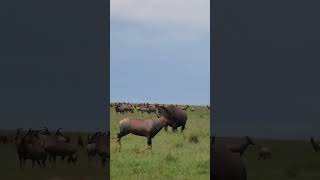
[110,106,211,180]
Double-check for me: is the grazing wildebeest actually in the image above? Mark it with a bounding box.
[227,136,255,156]
[162,105,187,133]
[310,137,320,152]
[258,146,271,160]
[114,106,174,152]
[212,142,247,180]
[115,104,125,114]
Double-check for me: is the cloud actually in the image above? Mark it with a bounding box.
[110,0,210,32]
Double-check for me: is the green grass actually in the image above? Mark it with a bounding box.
[0,132,108,180]
[218,137,320,180]
[110,106,210,180]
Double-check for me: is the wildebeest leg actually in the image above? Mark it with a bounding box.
[172,127,178,133]
[164,125,168,132]
[139,137,152,153]
[19,156,23,170]
[22,158,26,170]
[36,160,41,167]
[115,130,129,152]
[52,155,56,168]
[181,125,185,133]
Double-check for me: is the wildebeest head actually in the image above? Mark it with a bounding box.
[157,106,175,125]
[245,136,255,145]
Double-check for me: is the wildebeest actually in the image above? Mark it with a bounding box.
[15,129,48,169]
[114,106,174,152]
[258,146,271,160]
[87,131,109,166]
[162,105,187,133]
[45,140,78,166]
[227,136,255,156]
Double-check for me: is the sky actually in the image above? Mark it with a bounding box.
[213,0,320,140]
[0,0,107,131]
[110,0,210,105]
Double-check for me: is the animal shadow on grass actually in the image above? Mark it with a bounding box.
[132,147,154,154]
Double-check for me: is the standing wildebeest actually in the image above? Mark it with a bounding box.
[87,131,109,166]
[114,106,174,152]
[227,136,255,156]
[258,146,271,160]
[212,140,247,180]
[94,132,109,166]
[310,137,320,152]
[45,140,78,166]
[30,128,77,166]
[114,104,125,114]
[15,129,48,169]
[147,104,157,114]
[162,105,187,133]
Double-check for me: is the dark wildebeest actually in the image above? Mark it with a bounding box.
[87,131,109,166]
[162,105,187,133]
[258,146,271,160]
[16,129,48,169]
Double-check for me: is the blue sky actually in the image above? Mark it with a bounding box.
[110,0,210,105]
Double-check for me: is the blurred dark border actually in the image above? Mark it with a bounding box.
[0,0,109,178]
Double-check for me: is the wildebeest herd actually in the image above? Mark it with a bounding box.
[211,135,320,180]
[0,127,109,170]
